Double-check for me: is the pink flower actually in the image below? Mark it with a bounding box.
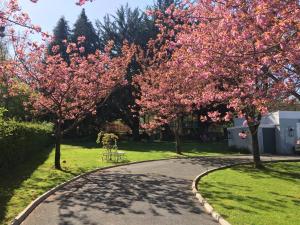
[224,112,233,122]
[77,36,86,44]
[52,45,60,54]
[76,0,89,6]
[79,47,85,53]
[239,132,247,139]
[242,120,248,127]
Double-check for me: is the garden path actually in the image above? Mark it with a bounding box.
[21,155,299,225]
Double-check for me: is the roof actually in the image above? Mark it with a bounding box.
[277,111,300,119]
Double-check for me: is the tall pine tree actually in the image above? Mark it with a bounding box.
[97,4,156,52]
[154,0,180,11]
[48,17,70,61]
[96,5,157,140]
[72,9,99,55]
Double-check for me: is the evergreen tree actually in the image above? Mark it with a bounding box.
[154,0,180,11]
[95,1,181,141]
[48,17,70,61]
[96,5,157,141]
[97,4,156,52]
[72,9,99,55]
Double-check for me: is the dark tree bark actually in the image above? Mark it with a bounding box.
[174,129,182,155]
[55,119,62,170]
[248,123,263,168]
[131,117,140,141]
[174,117,183,155]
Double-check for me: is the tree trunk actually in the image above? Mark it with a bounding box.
[131,116,140,141]
[248,123,263,168]
[55,120,62,170]
[174,117,183,155]
[174,129,182,155]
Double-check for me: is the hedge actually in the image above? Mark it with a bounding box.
[0,119,54,169]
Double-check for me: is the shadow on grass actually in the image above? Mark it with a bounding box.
[200,162,300,220]
[231,163,300,183]
[0,146,53,224]
[62,138,243,155]
[201,181,283,213]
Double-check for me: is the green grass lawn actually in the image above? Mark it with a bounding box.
[0,139,239,225]
[199,162,300,225]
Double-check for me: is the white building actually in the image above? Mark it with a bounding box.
[228,111,300,155]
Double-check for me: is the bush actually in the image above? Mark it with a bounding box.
[98,132,118,149]
[96,131,104,145]
[0,114,53,169]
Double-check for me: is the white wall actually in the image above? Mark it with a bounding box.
[228,111,300,154]
[261,112,279,125]
[278,118,299,154]
[228,127,253,152]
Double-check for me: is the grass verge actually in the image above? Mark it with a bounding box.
[199,162,300,225]
[0,139,239,225]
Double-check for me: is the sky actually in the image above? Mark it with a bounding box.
[18,0,152,34]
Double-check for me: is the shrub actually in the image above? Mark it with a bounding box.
[96,131,104,145]
[0,116,53,169]
[101,133,118,150]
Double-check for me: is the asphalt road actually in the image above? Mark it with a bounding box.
[21,156,298,225]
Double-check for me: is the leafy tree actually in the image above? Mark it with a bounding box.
[15,39,134,169]
[72,9,99,55]
[96,4,157,140]
[137,0,299,167]
[0,42,30,120]
[152,0,181,12]
[97,4,156,52]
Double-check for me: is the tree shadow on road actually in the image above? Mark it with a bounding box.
[44,171,205,225]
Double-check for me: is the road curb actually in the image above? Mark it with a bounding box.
[11,157,184,225]
[12,156,299,225]
[192,159,300,225]
[12,154,254,225]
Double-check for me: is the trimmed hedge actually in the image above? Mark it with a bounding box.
[0,119,54,169]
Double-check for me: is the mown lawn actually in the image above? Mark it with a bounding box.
[199,162,300,225]
[0,139,239,225]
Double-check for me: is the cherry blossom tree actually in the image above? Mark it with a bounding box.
[13,39,135,169]
[0,0,136,169]
[137,0,299,167]
[134,2,196,154]
[135,53,206,154]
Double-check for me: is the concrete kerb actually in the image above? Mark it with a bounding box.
[11,154,251,225]
[12,156,300,225]
[192,159,300,225]
[11,157,183,225]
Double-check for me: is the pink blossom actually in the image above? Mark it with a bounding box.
[239,132,247,139]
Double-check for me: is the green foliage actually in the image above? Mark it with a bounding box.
[96,131,104,145]
[72,9,99,55]
[0,119,53,169]
[97,4,156,52]
[95,4,158,140]
[0,108,8,137]
[101,133,119,149]
[48,16,71,61]
[0,80,31,120]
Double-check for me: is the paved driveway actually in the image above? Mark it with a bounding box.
[21,156,298,225]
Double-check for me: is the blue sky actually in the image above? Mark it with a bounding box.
[18,0,152,33]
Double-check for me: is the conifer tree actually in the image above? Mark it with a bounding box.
[72,9,99,55]
[48,17,70,61]
[96,5,157,140]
